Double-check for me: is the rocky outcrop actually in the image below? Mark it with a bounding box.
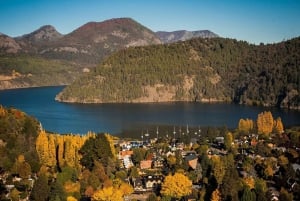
[156,30,218,43]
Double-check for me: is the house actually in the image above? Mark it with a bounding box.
[140,160,152,169]
[118,150,133,160]
[144,175,163,191]
[123,156,134,169]
[132,177,145,192]
[185,155,198,170]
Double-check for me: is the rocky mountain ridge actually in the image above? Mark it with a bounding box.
[0,18,162,64]
[156,30,218,43]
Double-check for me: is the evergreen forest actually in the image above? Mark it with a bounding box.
[57,37,300,109]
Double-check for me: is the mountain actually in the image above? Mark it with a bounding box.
[7,18,161,65]
[0,34,21,54]
[156,30,218,43]
[0,18,162,89]
[17,25,63,43]
[40,18,161,64]
[56,37,300,110]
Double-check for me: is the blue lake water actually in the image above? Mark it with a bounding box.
[0,86,299,134]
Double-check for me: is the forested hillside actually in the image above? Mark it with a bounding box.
[0,55,81,89]
[56,37,300,109]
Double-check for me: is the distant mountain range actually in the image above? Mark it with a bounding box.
[0,17,219,89]
[0,18,219,64]
[5,18,162,64]
[156,30,218,43]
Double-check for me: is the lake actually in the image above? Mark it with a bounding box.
[0,86,299,135]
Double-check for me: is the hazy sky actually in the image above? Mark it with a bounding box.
[1,0,300,44]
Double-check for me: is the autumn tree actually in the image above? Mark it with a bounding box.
[92,186,123,201]
[238,118,254,133]
[36,130,51,166]
[160,172,192,199]
[36,131,93,170]
[11,154,31,179]
[257,111,274,135]
[0,105,7,117]
[243,177,255,189]
[224,132,233,151]
[211,155,225,186]
[211,188,221,201]
[273,117,284,134]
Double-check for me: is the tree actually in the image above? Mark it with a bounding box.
[211,188,221,201]
[273,117,284,134]
[279,187,293,201]
[224,132,233,151]
[211,155,225,186]
[238,118,254,133]
[80,134,114,170]
[254,178,267,201]
[30,174,49,201]
[257,111,274,135]
[243,177,255,190]
[240,186,256,201]
[92,186,123,201]
[11,154,32,179]
[160,173,192,199]
[67,196,77,201]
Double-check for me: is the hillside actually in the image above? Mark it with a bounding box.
[0,55,81,89]
[56,37,300,109]
[0,105,40,171]
[156,30,218,43]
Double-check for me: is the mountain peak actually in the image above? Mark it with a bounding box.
[19,25,63,42]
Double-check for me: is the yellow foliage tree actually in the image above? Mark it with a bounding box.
[47,134,57,167]
[273,117,284,134]
[12,154,31,179]
[36,130,49,165]
[211,155,225,186]
[67,196,78,201]
[64,180,81,193]
[0,105,7,117]
[119,182,134,196]
[160,173,192,199]
[243,176,255,189]
[36,131,94,170]
[278,155,289,167]
[92,186,123,201]
[211,188,221,201]
[105,134,117,159]
[257,111,274,135]
[238,118,254,133]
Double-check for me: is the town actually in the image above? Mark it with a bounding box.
[0,107,299,201]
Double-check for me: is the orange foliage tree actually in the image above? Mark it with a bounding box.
[273,117,284,134]
[257,111,274,135]
[238,118,254,133]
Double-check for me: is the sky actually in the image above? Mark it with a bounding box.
[1,0,300,44]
